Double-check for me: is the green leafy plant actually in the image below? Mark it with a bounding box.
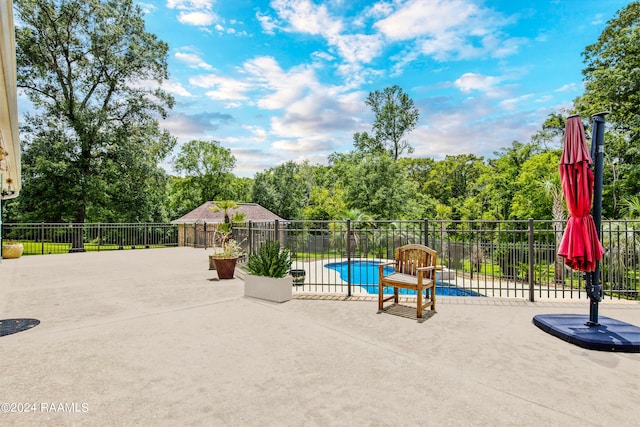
[246,240,292,278]
[213,239,245,258]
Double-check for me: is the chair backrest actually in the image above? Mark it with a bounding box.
[394,244,437,277]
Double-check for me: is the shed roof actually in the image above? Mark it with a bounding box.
[172,202,285,224]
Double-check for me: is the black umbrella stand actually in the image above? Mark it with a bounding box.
[585,112,607,326]
[533,113,640,352]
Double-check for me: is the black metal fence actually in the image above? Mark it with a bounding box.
[229,219,639,301]
[3,220,638,301]
[1,223,178,254]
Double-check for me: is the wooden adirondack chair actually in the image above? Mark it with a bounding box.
[378,244,439,318]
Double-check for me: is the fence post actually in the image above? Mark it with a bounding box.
[41,222,45,255]
[347,219,352,297]
[98,223,101,252]
[274,219,279,244]
[248,221,253,254]
[528,218,535,302]
[203,222,207,250]
[424,219,429,247]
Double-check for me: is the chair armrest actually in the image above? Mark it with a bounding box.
[378,261,394,275]
[436,265,444,271]
[416,265,436,272]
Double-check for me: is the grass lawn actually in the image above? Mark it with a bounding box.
[17,241,168,255]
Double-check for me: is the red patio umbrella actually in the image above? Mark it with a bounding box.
[557,115,604,272]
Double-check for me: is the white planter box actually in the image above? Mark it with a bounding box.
[244,274,292,303]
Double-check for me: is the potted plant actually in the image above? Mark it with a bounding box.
[2,240,24,259]
[211,239,245,279]
[243,240,293,303]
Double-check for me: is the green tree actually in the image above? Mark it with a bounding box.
[173,139,236,204]
[531,112,569,150]
[331,152,419,219]
[510,151,562,219]
[252,161,309,220]
[355,85,420,160]
[14,0,175,242]
[166,176,202,220]
[423,154,486,218]
[469,142,538,220]
[576,1,640,216]
[302,186,347,220]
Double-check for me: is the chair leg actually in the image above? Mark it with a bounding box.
[416,286,423,318]
[431,287,436,311]
[378,281,384,311]
[394,287,399,303]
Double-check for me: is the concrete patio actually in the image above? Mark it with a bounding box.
[1,247,639,426]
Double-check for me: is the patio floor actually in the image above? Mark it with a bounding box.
[1,247,639,426]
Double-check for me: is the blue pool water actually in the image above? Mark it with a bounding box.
[325,260,480,297]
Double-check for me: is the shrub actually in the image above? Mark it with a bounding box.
[246,240,292,278]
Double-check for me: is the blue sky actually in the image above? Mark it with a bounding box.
[138,0,629,177]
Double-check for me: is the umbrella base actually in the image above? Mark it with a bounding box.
[533,314,640,353]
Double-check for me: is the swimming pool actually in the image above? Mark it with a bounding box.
[324,260,480,297]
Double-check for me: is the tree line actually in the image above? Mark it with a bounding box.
[4,0,640,224]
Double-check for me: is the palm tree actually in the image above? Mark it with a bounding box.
[210,200,244,249]
[435,204,452,267]
[622,195,640,219]
[329,208,374,257]
[542,179,567,284]
[211,200,239,225]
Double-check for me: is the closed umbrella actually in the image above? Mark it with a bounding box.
[533,114,640,351]
[557,115,604,272]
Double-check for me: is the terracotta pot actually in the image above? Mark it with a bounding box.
[212,257,238,279]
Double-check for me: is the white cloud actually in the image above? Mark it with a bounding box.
[238,56,365,140]
[536,95,553,103]
[163,80,193,97]
[409,102,545,161]
[256,12,278,34]
[271,136,334,153]
[242,125,268,142]
[190,74,251,101]
[311,50,335,62]
[330,33,384,64]
[555,83,578,93]
[178,11,217,26]
[270,0,342,38]
[167,0,218,27]
[374,0,520,62]
[454,73,505,98]
[375,0,478,41]
[138,3,157,14]
[499,94,533,111]
[175,52,214,70]
[268,0,383,68]
[161,111,232,138]
[167,0,214,10]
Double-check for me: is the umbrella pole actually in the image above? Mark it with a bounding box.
[586,112,607,326]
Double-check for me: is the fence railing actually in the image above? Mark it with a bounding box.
[229,219,638,301]
[1,223,178,254]
[3,220,638,301]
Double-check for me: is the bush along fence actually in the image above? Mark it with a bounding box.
[1,223,178,254]
[3,219,638,302]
